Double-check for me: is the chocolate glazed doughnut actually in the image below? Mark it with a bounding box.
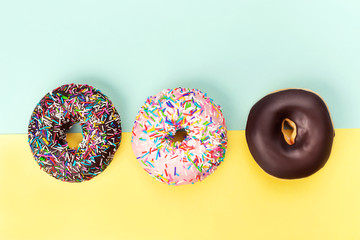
[245,89,335,179]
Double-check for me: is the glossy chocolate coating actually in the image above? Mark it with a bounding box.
[245,89,334,179]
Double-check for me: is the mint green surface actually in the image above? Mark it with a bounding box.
[1,0,359,134]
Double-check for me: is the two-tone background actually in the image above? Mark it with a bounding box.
[1,1,360,239]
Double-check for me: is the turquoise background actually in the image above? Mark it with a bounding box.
[0,0,359,134]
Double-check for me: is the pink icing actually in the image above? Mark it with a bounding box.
[131,88,228,185]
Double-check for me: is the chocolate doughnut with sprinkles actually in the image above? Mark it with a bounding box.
[28,84,122,182]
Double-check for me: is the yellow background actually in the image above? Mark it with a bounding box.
[1,130,360,239]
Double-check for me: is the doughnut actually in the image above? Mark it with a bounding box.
[245,89,334,179]
[131,87,227,185]
[28,84,122,182]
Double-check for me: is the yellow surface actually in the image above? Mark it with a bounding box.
[1,130,360,240]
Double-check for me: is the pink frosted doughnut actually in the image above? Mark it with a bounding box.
[131,88,228,185]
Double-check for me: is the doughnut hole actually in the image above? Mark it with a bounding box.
[66,123,83,149]
[281,118,297,145]
[171,128,188,145]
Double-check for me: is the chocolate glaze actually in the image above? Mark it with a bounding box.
[245,89,334,179]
